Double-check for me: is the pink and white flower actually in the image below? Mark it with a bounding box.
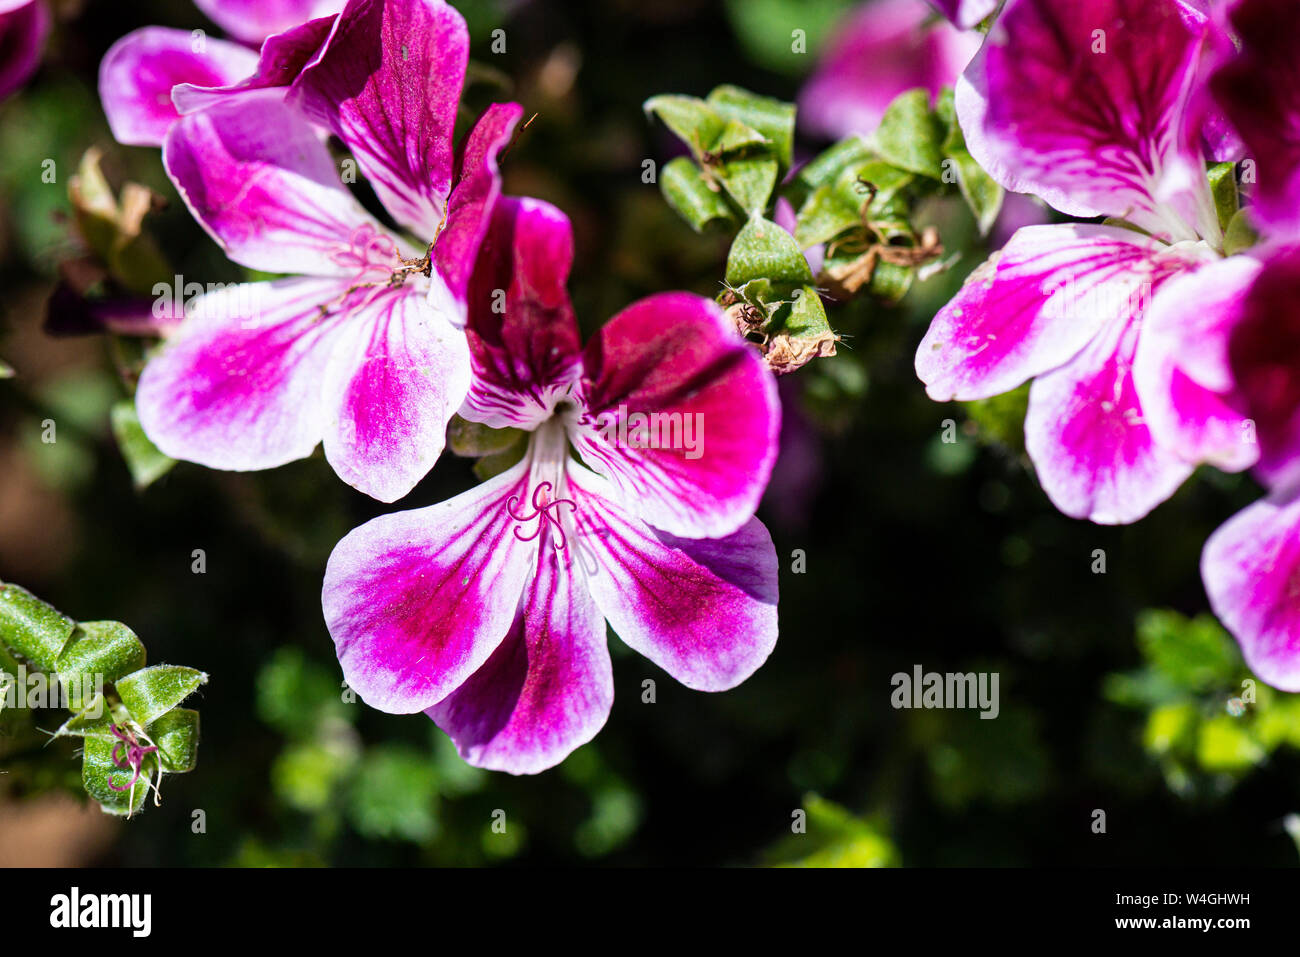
[135,0,521,502]
[915,0,1261,525]
[0,0,50,102]
[322,197,781,774]
[99,0,343,147]
[799,0,983,141]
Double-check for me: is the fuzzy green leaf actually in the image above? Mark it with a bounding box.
[659,157,736,232]
[115,664,207,727]
[726,215,815,287]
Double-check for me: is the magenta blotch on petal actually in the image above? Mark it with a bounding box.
[290,0,468,238]
[917,224,1183,402]
[171,15,336,115]
[462,196,584,430]
[321,287,471,503]
[1133,254,1263,473]
[323,461,540,713]
[163,93,396,276]
[956,0,1217,241]
[1203,493,1300,692]
[427,538,613,775]
[569,465,779,692]
[1024,307,1195,525]
[0,0,48,102]
[99,27,258,147]
[572,292,781,539]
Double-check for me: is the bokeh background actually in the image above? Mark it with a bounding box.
[2,0,1299,867]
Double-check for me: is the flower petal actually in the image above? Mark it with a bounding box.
[462,196,584,430]
[427,537,612,775]
[0,0,47,103]
[322,460,537,713]
[1133,253,1262,472]
[1024,306,1195,524]
[434,102,524,310]
[163,91,396,276]
[799,0,981,140]
[1227,246,1300,492]
[568,464,778,692]
[193,0,344,45]
[171,16,336,115]
[1210,0,1300,240]
[572,292,781,539]
[928,0,998,29]
[99,27,257,147]
[957,0,1215,240]
[290,0,468,238]
[918,223,1188,402]
[321,287,470,503]
[136,277,349,472]
[1202,493,1300,692]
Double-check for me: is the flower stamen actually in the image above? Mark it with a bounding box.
[507,481,578,549]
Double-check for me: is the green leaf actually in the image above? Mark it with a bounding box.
[55,621,148,708]
[0,581,76,671]
[717,155,780,216]
[1136,610,1240,692]
[446,415,526,458]
[796,136,874,191]
[723,0,855,77]
[1223,208,1259,257]
[0,358,13,379]
[1207,162,1239,233]
[110,399,176,490]
[1197,716,1266,772]
[707,85,796,169]
[936,88,1004,235]
[763,286,838,374]
[794,160,914,247]
[874,89,946,180]
[115,664,207,727]
[659,157,736,232]
[726,215,814,287]
[643,95,727,157]
[347,746,441,843]
[765,794,898,868]
[148,707,200,773]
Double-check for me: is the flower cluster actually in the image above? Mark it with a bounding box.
[97,0,782,772]
[913,0,1300,689]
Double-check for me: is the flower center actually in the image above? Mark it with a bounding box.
[317,224,434,319]
[509,417,578,550]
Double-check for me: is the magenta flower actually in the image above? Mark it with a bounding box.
[0,0,50,102]
[99,1,342,147]
[1199,250,1300,692]
[135,0,521,501]
[322,197,781,774]
[799,0,982,141]
[914,0,1264,525]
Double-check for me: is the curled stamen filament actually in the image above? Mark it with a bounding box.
[107,722,163,812]
[507,481,578,549]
